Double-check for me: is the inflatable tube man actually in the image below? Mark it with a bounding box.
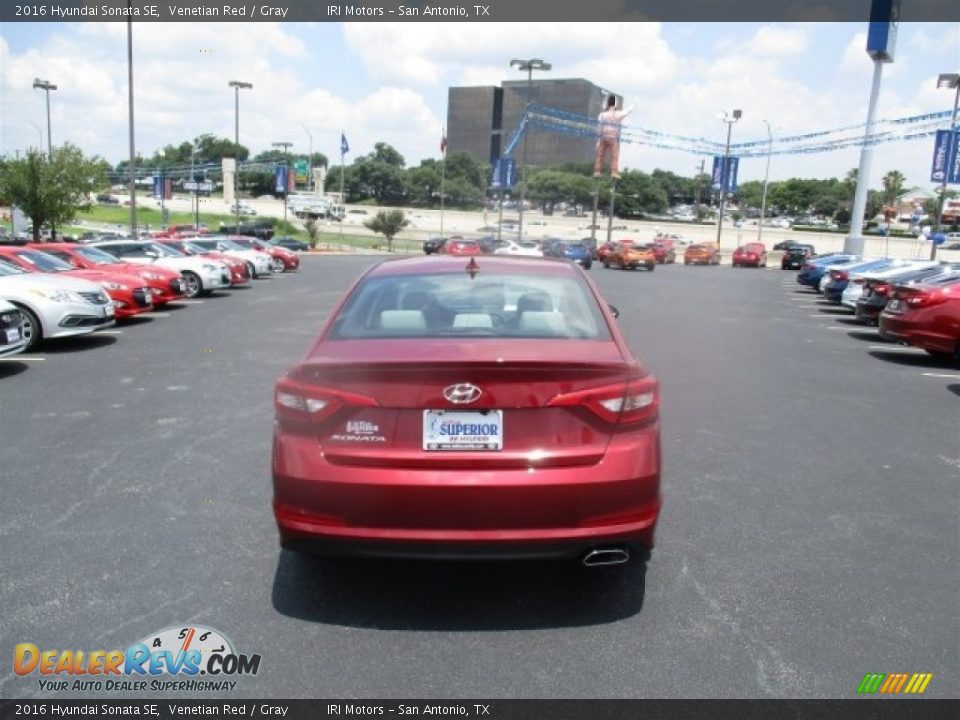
[594,95,633,180]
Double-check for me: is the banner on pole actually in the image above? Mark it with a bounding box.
[711,156,739,192]
[930,129,960,185]
[275,165,288,194]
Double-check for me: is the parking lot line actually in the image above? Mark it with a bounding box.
[867,345,922,352]
[97,330,123,335]
[0,355,45,362]
[922,372,960,379]
[168,300,204,305]
[149,312,171,318]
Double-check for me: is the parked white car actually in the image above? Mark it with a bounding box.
[493,240,543,257]
[840,260,941,308]
[92,240,231,298]
[230,200,257,216]
[0,261,115,350]
[185,236,273,278]
[0,297,27,357]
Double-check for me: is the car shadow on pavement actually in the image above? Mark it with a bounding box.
[40,334,118,353]
[270,551,646,630]
[846,330,884,342]
[868,349,959,369]
[817,307,853,315]
[0,361,30,378]
[948,384,960,397]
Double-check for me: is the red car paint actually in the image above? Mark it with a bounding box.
[879,279,960,358]
[272,255,661,562]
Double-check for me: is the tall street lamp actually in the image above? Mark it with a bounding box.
[32,79,56,161]
[228,80,253,232]
[758,119,773,245]
[931,72,960,261]
[33,78,57,239]
[509,57,551,243]
[273,141,293,223]
[303,126,314,193]
[126,14,137,238]
[715,109,742,248]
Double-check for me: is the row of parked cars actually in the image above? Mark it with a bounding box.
[795,253,960,360]
[0,229,302,357]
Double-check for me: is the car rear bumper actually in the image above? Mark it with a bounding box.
[272,428,661,558]
[854,298,886,322]
[879,313,956,354]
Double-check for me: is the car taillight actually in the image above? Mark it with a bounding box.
[274,377,377,430]
[901,288,949,308]
[873,283,890,296]
[548,376,659,427]
[831,270,849,281]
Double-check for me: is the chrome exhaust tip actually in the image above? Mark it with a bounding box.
[582,547,630,567]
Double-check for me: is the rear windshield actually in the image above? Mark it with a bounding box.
[328,271,612,340]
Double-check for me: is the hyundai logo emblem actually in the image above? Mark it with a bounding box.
[443,383,482,405]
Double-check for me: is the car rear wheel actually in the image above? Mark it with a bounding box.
[647,263,655,271]
[270,257,286,273]
[14,304,42,351]
[246,261,257,279]
[181,271,202,298]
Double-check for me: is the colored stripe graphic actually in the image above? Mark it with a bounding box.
[858,672,933,694]
[903,673,934,694]
[857,673,885,693]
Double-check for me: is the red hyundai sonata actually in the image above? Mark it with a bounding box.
[272,255,661,565]
[879,277,960,359]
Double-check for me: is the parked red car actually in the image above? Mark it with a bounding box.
[272,255,661,565]
[651,236,677,264]
[229,236,300,273]
[596,238,636,264]
[156,239,250,287]
[732,242,768,268]
[879,278,960,359]
[443,238,482,256]
[29,243,186,306]
[0,246,153,319]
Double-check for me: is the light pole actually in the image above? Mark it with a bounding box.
[32,79,56,160]
[273,141,293,224]
[931,72,960,261]
[303,126,314,193]
[758,119,772,245]
[125,13,139,238]
[228,80,253,231]
[509,58,551,243]
[33,78,57,239]
[715,109,742,248]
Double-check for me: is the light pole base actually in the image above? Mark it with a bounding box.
[843,234,865,256]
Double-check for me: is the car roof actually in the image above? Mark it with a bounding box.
[368,255,578,278]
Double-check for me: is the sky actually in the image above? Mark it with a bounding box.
[1,21,958,190]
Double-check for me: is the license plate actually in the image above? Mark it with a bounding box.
[5,328,20,343]
[423,410,503,451]
[886,299,902,312]
[105,304,115,317]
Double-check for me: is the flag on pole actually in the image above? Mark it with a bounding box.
[441,130,447,155]
[340,132,349,156]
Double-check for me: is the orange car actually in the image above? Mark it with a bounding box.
[602,240,656,271]
[683,244,721,266]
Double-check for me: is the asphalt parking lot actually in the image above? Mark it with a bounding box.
[0,256,956,699]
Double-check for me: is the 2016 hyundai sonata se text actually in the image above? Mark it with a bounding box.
[272,256,662,566]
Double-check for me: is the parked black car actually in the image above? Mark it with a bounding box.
[270,236,309,252]
[96,193,120,205]
[781,245,814,270]
[218,222,275,240]
[422,237,447,255]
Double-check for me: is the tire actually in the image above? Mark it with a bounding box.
[647,263,655,271]
[181,271,202,299]
[603,258,610,269]
[14,304,42,351]
[270,257,286,273]
[582,260,592,270]
[684,260,690,265]
[246,261,257,279]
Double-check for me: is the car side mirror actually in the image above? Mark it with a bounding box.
[608,304,620,319]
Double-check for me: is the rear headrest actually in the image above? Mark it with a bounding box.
[379,310,426,332]
[518,311,567,336]
[516,292,552,313]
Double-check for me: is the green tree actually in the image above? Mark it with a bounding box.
[0,145,108,241]
[364,208,409,252]
[881,170,905,207]
[304,218,320,249]
[405,161,443,205]
[614,171,668,216]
